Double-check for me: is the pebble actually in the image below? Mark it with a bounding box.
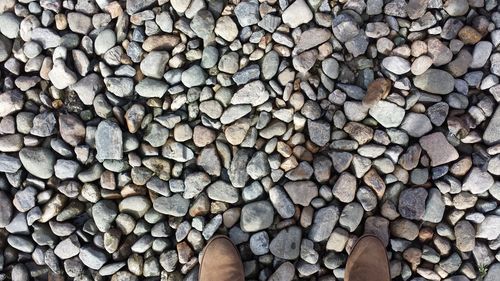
[282,0,313,28]
[19,147,55,179]
[181,65,207,87]
[48,59,77,89]
[95,29,116,55]
[0,191,13,227]
[234,1,259,27]
[153,194,190,217]
[240,201,275,232]
[398,187,428,220]
[419,132,459,167]
[454,220,475,252]
[269,226,302,260]
[476,215,500,240]
[79,246,109,270]
[413,69,455,94]
[382,56,411,75]
[92,200,118,232]
[284,181,318,206]
[95,120,123,162]
[423,188,445,223]
[369,101,406,128]
[444,0,469,16]
[332,172,356,203]
[250,231,270,255]
[309,205,339,242]
[400,113,433,138]
[483,107,500,145]
[231,81,269,106]
[207,180,239,204]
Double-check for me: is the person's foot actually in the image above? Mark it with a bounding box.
[199,235,245,281]
[345,235,391,281]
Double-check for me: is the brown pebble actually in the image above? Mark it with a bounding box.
[362,78,391,107]
[418,227,434,242]
[142,35,181,52]
[458,26,482,45]
[450,157,472,177]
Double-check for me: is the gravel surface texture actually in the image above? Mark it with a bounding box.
[0,0,500,280]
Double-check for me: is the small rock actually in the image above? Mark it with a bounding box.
[19,147,56,179]
[454,220,475,252]
[398,187,428,220]
[240,201,275,232]
[382,56,411,74]
[269,226,302,260]
[476,215,500,240]
[369,101,406,128]
[0,190,13,227]
[419,132,459,167]
[95,120,123,162]
[282,0,313,28]
[308,205,339,242]
[79,246,108,270]
[413,69,455,94]
[153,194,190,217]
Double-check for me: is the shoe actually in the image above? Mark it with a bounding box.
[199,235,245,281]
[345,234,391,281]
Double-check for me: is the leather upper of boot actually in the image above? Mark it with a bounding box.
[199,236,245,281]
[345,235,391,281]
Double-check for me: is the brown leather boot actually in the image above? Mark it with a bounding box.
[345,235,391,281]
[199,235,245,281]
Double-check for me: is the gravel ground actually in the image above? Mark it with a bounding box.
[0,0,500,280]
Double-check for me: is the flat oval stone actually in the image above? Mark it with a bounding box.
[413,69,455,94]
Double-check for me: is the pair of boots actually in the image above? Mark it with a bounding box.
[199,234,390,281]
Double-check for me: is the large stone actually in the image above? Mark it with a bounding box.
[484,107,500,145]
[398,187,428,220]
[231,81,269,106]
[79,246,108,270]
[308,205,340,242]
[413,69,455,94]
[422,188,445,223]
[419,132,459,167]
[92,200,118,232]
[462,167,494,194]
[283,181,318,206]
[240,201,275,232]
[95,120,123,162]
[369,101,405,128]
[476,215,500,240]
[207,181,239,204]
[269,226,302,260]
[19,147,56,179]
[0,191,13,227]
[0,90,24,117]
[153,194,190,217]
[454,220,475,252]
[332,172,356,203]
[282,0,313,28]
